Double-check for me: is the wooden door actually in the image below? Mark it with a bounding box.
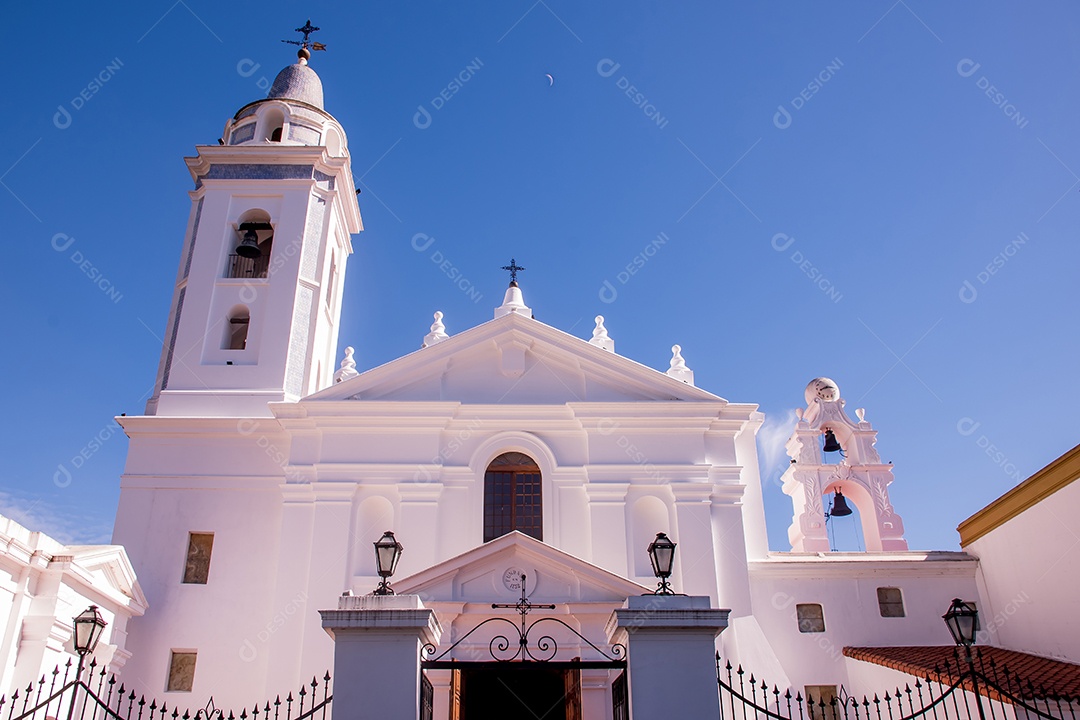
[564,665,582,720]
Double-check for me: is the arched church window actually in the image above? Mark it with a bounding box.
[224,305,250,350]
[483,452,542,542]
[270,126,283,142]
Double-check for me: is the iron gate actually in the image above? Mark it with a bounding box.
[0,660,331,720]
[717,650,1079,720]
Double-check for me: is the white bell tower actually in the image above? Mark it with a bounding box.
[145,47,363,417]
[780,378,908,552]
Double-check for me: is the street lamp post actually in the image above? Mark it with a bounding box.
[69,606,107,720]
[646,533,677,595]
[373,531,403,595]
[942,598,987,720]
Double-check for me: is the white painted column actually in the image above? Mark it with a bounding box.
[320,595,442,720]
[671,484,720,599]
[607,596,729,720]
[396,483,443,575]
[585,484,629,574]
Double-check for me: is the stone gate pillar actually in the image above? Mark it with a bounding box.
[321,595,441,720]
[607,595,729,719]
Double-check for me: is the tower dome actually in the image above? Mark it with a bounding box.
[267,51,324,109]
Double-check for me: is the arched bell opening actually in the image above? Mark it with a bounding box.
[222,305,250,350]
[822,480,881,551]
[228,210,274,278]
[259,105,286,143]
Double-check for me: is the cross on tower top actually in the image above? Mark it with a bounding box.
[282,19,326,52]
[501,258,526,285]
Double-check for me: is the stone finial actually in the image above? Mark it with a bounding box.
[334,346,358,383]
[495,282,532,319]
[422,311,449,348]
[666,344,694,385]
[855,407,866,423]
[589,315,615,352]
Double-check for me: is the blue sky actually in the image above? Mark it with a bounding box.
[2,2,1077,551]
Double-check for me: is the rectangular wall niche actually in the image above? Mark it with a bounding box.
[796,603,826,633]
[182,533,214,584]
[877,587,906,617]
[805,685,839,720]
[167,651,197,692]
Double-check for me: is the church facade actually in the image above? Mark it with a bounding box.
[110,47,983,717]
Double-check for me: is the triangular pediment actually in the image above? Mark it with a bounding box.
[307,313,725,404]
[393,531,648,604]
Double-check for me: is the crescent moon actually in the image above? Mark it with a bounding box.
[545,73,554,86]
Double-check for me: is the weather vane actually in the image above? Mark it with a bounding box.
[282,19,326,52]
[501,258,526,283]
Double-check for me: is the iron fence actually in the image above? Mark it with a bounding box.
[718,650,1080,720]
[1,661,331,720]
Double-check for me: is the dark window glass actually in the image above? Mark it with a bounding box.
[877,587,905,617]
[796,603,826,633]
[483,453,542,542]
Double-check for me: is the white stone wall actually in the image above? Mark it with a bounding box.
[744,553,978,694]
[964,477,1080,662]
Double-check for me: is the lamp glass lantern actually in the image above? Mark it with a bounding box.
[73,605,107,656]
[942,598,979,647]
[373,531,403,595]
[647,532,677,595]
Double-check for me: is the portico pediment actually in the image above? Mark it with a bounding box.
[393,531,648,604]
[305,313,726,405]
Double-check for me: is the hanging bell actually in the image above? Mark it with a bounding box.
[830,489,853,517]
[822,429,842,453]
[236,228,261,259]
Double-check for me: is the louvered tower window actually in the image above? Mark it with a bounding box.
[483,452,542,542]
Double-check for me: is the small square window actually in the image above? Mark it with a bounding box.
[167,651,197,692]
[877,587,905,618]
[182,533,214,584]
[796,603,826,633]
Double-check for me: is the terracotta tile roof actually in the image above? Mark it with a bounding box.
[844,646,1080,701]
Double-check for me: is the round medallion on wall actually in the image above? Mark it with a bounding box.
[502,567,527,592]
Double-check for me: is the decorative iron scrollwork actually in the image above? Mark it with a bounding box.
[421,575,626,663]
